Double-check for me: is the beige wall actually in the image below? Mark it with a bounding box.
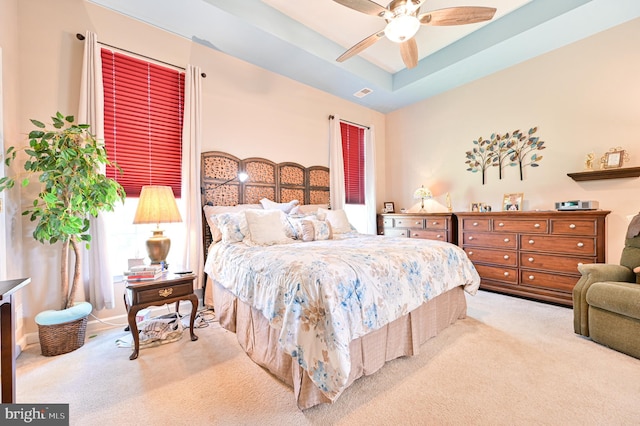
[386,17,640,265]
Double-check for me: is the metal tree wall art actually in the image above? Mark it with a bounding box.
[465,136,495,185]
[490,132,516,179]
[509,127,545,180]
[465,126,545,183]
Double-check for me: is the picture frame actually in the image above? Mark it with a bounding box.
[384,202,395,213]
[470,202,481,212]
[503,193,524,211]
[603,150,624,169]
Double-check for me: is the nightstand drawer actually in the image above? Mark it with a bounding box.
[129,282,193,305]
[394,217,425,229]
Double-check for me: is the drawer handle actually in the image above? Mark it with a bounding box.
[534,223,540,228]
[504,238,510,243]
[528,257,534,262]
[415,221,421,225]
[432,221,438,225]
[473,222,479,226]
[498,222,504,227]
[503,255,510,260]
[468,236,474,240]
[159,288,173,298]
[577,242,584,247]
[436,234,442,238]
[569,224,576,229]
[503,271,510,277]
[468,251,473,256]
[413,233,419,237]
[528,239,535,244]
[528,275,535,280]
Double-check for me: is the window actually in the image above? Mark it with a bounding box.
[340,121,365,205]
[101,49,185,197]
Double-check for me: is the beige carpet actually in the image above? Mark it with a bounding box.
[16,290,640,425]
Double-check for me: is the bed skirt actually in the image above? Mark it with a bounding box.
[212,281,467,409]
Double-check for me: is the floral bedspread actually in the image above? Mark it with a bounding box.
[205,234,480,401]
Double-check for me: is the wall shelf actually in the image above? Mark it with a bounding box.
[567,166,640,181]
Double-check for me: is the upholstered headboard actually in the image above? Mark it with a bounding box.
[200,151,330,250]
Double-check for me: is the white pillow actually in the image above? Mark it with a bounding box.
[260,198,299,213]
[244,209,294,246]
[290,218,332,241]
[203,204,262,243]
[317,208,352,234]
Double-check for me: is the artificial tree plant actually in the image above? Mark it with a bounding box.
[0,113,125,310]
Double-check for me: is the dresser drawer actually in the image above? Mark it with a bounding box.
[464,248,517,266]
[462,232,517,249]
[382,228,408,238]
[519,252,594,274]
[424,217,447,230]
[394,217,425,229]
[550,219,597,236]
[492,219,548,233]
[475,264,518,284]
[409,229,447,240]
[520,234,596,256]
[520,270,579,292]
[462,218,490,231]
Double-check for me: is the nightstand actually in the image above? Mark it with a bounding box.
[124,272,199,360]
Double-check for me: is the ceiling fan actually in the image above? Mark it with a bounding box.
[333,0,497,69]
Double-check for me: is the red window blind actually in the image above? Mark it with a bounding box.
[101,49,185,197]
[340,121,365,205]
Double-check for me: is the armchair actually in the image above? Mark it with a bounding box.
[573,213,640,359]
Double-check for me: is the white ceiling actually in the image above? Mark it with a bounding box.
[89,0,640,113]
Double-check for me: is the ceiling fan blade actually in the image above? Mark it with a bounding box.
[419,6,497,26]
[332,0,388,17]
[336,30,385,62]
[399,38,418,69]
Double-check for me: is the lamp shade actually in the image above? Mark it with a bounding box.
[385,15,420,43]
[133,186,182,225]
[413,186,432,200]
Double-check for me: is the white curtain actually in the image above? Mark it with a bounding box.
[364,126,377,234]
[329,115,345,210]
[78,31,115,309]
[181,65,204,289]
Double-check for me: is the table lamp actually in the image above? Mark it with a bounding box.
[413,185,432,212]
[133,185,183,266]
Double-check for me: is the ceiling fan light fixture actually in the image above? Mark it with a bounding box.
[384,15,420,43]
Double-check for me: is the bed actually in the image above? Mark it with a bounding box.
[201,151,480,409]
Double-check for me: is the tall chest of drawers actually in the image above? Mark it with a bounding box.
[456,211,610,306]
[377,213,456,243]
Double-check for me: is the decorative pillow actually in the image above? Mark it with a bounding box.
[291,218,332,242]
[215,212,250,244]
[260,198,299,213]
[203,204,262,243]
[244,209,294,246]
[291,203,330,216]
[317,208,353,234]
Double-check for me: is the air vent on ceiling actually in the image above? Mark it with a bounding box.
[353,88,373,98]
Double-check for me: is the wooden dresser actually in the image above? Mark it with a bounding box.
[377,213,456,243]
[456,210,610,306]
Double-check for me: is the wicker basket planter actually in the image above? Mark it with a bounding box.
[35,302,92,357]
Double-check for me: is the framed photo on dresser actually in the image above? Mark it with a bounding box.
[383,202,395,213]
[503,193,523,211]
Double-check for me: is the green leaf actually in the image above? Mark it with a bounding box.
[21,178,29,187]
[30,119,45,128]
[28,130,45,139]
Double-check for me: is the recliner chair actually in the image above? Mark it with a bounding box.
[573,213,640,359]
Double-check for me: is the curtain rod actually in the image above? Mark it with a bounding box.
[328,115,369,129]
[76,33,206,78]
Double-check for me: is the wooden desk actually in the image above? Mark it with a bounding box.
[124,273,198,360]
[1,278,31,403]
